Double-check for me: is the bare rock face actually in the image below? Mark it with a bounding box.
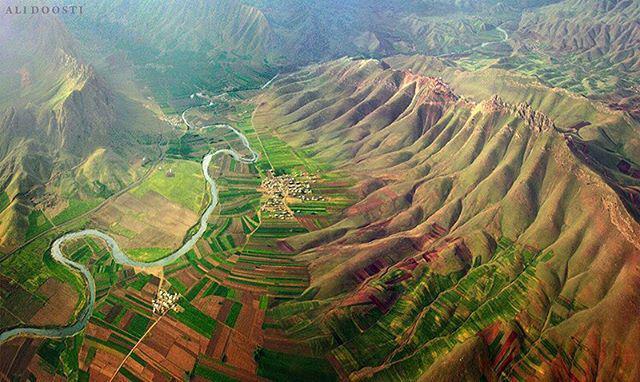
[54,73,116,156]
[481,94,556,132]
[402,72,460,103]
[481,94,507,113]
[514,101,556,132]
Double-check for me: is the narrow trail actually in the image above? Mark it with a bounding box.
[108,312,167,382]
[261,73,279,89]
[0,98,259,344]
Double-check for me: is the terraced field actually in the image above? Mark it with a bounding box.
[0,96,356,381]
[266,238,551,380]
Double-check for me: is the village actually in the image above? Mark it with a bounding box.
[152,288,182,315]
[259,170,324,219]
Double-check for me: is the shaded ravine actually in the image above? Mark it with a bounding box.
[0,108,258,344]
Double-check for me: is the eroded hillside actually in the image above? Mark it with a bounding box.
[254,58,640,381]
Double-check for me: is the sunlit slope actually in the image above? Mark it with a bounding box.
[254,58,640,380]
[0,14,161,253]
[386,54,640,223]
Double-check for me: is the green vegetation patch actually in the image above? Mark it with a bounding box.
[192,363,238,382]
[212,284,231,298]
[70,244,93,263]
[131,159,206,212]
[255,348,337,382]
[202,281,220,297]
[51,198,102,226]
[126,247,172,262]
[118,366,142,382]
[186,277,209,301]
[0,192,9,213]
[225,302,242,328]
[25,210,53,240]
[128,274,152,291]
[126,313,151,338]
[170,299,217,337]
[38,339,67,370]
[168,277,188,294]
[108,223,136,239]
[259,295,269,310]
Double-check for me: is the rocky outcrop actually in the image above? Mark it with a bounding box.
[54,73,116,156]
[481,95,556,132]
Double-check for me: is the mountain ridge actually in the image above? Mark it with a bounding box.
[253,57,640,381]
[0,13,163,253]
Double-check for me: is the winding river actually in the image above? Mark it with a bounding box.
[437,25,509,57]
[0,105,259,344]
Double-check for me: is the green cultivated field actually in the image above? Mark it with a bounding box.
[50,199,103,226]
[126,247,172,262]
[0,192,9,212]
[270,239,554,379]
[169,299,217,337]
[255,348,337,382]
[126,313,151,338]
[225,302,242,328]
[186,277,208,301]
[131,159,206,212]
[193,364,239,382]
[25,210,53,240]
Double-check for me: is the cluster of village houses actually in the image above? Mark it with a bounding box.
[260,170,324,219]
[152,289,181,315]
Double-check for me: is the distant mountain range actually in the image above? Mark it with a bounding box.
[69,0,560,64]
[519,0,640,71]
